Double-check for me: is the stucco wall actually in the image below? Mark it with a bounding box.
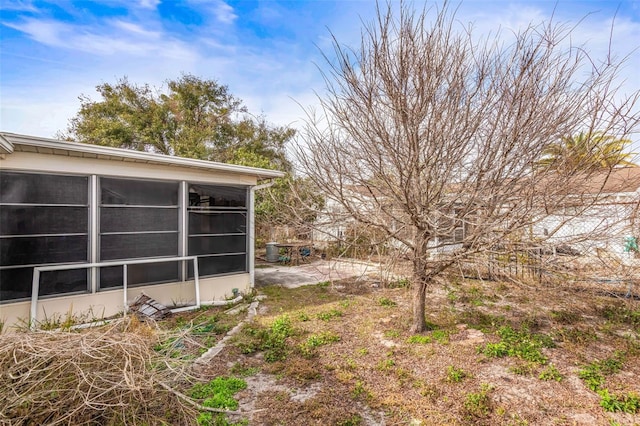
[0,273,250,329]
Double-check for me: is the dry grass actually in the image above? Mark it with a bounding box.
[0,316,211,426]
[200,276,640,425]
[2,276,638,425]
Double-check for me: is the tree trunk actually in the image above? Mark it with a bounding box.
[411,276,429,333]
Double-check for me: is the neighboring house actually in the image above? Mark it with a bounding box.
[0,132,284,328]
[312,184,468,254]
[311,186,391,250]
[311,168,640,260]
[531,167,640,258]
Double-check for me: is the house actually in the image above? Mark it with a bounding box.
[0,132,284,328]
[531,167,640,257]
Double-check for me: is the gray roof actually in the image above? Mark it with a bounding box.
[0,132,285,179]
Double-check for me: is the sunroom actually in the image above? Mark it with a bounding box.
[0,132,284,328]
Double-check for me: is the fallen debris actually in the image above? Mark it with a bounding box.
[129,293,172,320]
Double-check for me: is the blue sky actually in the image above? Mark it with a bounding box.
[1,0,640,148]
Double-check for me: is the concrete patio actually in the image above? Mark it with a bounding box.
[254,258,383,288]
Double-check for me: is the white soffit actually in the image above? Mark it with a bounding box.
[0,132,285,179]
[0,134,14,155]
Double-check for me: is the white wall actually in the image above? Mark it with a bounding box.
[532,202,637,256]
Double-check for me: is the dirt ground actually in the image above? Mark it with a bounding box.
[192,260,640,426]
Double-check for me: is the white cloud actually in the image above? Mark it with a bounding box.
[3,17,199,62]
[213,1,237,24]
[111,20,162,39]
[186,0,237,24]
[137,0,160,10]
[0,0,37,12]
[3,19,64,46]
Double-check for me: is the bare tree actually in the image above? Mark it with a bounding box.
[294,2,640,332]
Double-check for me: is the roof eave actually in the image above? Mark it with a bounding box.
[0,134,14,155]
[0,132,285,179]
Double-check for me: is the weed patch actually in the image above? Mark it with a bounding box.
[337,414,363,426]
[431,330,450,344]
[190,376,247,410]
[192,315,230,335]
[235,314,294,362]
[578,353,624,391]
[598,389,640,413]
[297,311,310,321]
[509,361,536,376]
[317,308,344,321]
[464,384,493,418]
[298,331,341,358]
[230,362,259,377]
[460,310,507,332]
[379,297,397,307]
[538,364,563,382]
[388,278,410,288]
[553,326,598,344]
[479,325,554,364]
[549,309,581,324]
[384,329,401,338]
[352,380,371,400]
[446,365,468,383]
[282,358,323,381]
[599,305,640,331]
[577,353,638,413]
[407,334,432,344]
[376,357,396,372]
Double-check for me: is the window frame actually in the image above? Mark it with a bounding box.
[186,183,249,278]
[0,170,91,303]
[97,176,181,290]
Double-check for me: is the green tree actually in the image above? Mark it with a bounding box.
[60,74,291,171]
[538,132,636,171]
[61,74,318,236]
